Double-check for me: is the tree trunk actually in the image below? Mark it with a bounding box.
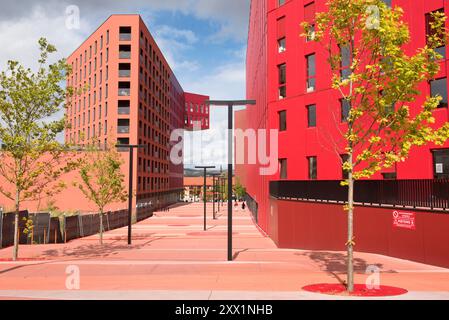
[99,210,104,245]
[12,190,20,261]
[347,153,355,293]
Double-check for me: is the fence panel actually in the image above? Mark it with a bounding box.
[270,179,449,211]
[65,215,80,242]
[0,211,29,248]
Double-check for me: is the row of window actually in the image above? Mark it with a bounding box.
[276,3,446,100]
[278,148,449,180]
[278,77,448,132]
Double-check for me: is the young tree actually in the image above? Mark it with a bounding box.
[0,38,75,260]
[302,0,448,292]
[234,178,247,201]
[74,143,127,245]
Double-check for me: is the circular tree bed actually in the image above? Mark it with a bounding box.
[302,283,408,297]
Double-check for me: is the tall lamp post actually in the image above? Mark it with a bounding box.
[195,166,216,231]
[205,100,256,261]
[116,144,146,245]
[211,174,220,219]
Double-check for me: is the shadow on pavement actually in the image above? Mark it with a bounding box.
[299,251,397,285]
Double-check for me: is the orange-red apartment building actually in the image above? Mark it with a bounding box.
[0,15,210,213]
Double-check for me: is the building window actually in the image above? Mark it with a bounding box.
[382,172,397,180]
[278,37,286,53]
[306,54,316,92]
[426,9,446,59]
[304,1,316,41]
[341,99,350,122]
[341,154,349,179]
[277,15,286,53]
[278,0,285,7]
[430,77,448,108]
[279,110,287,131]
[382,0,392,7]
[340,45,351,79]
[119,26,132,41]
[279,159,287,179]
[432,149,449,179]
[278,63,287,99]
[307,104,316,127]
[308,156,317,180]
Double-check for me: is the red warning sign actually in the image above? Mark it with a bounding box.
[393,211,416,230]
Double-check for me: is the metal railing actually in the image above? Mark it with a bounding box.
[119,33,131,41]
[117,126,130,134]
[244,193,259,223]
[119,70,131,77]
[269,179,449,211]
[118,107,130,115]
[119,51,131,59]
[118,89,130,96]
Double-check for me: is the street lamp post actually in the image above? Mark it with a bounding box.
[195,166,215,231]
[205,100,256,261]
[116,144,146,245]
[211,174,220,219]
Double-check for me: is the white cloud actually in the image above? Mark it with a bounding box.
[0,6,90,70]
[155,25,199,45]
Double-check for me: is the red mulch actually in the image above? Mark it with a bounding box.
[302,283,408,297]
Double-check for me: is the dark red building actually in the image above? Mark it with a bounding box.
[237,0,449,234]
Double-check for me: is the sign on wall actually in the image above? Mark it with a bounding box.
[393,211,416,230]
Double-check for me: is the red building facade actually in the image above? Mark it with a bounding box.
[66,15,209,209]
[237,0,449,234]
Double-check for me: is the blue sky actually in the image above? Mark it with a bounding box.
[0,0,251,167]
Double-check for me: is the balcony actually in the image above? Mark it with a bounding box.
[119,63,131,78]
[117,119,130,134]
[118,82,130,96]
[119,27,132,41]
[119,45,131,59]
[118,100,130,115]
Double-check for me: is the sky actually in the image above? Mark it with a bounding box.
[0,0,250,168]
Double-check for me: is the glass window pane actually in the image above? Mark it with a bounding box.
[431,78,448,108]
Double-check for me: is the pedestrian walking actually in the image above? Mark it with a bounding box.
[242,202,246,210]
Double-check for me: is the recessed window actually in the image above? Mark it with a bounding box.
[340,45,351,79]
[308,156,317,180]
[279,110,287,131]
[382,172,397,180]
[341,99,350,122]
[278,63,287,99]
[433,149,449,179]
[278,37,286,53]
[426,9,446,59]
[119,26,132,41]
[382,0,392,7]
[307,104,316,127]
[306,54,316,92]
[430,77,448,108]
[279,159,287,179]
[304,2,316,41]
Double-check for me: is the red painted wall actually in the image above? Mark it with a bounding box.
[269,199,449,268]
[184,92,210,131]
[239,0,449,235]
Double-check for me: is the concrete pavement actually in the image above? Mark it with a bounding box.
[0,202,449,300]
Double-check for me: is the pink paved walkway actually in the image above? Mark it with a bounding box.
[0,202,449,300]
